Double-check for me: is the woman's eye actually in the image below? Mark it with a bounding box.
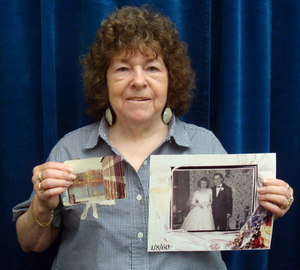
[117,67,128,72]
[148,66,159,72]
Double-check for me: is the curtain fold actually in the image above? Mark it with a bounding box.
[269,1,300,269]
[181,0,213,128]
[41,0,58,158]
[210,0,272,154]
[1,0,299,269]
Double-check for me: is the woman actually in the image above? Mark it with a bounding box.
[181,177,215,231]
[13,6,294,270]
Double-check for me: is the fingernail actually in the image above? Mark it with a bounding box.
[65,166,74,172]
[68,174,76,180]
[263,179,270,184]
[257,187,261,193]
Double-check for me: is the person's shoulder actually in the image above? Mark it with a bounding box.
[193,190,201,197]
[206,188,213,196]
[175,118,225,149]
[178,119,214,137]
[49,121,100,161]
[223,183,232,189]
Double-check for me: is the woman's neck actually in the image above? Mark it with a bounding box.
[108,119,169,171]
[111,119,167,139]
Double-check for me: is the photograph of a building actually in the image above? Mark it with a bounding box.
[67,155,126,204]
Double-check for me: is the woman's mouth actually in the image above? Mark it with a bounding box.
[127,97,150,101]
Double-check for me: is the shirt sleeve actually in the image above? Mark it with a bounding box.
[12,194,34,222]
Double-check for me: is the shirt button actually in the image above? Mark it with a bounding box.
[143,160,148,166]
[136,194,142,201]
[137,232,144,239]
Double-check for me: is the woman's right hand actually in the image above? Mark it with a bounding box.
[32,162,75,211]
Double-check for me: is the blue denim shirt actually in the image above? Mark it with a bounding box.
[13,116,227,270]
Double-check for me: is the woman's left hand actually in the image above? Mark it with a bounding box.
[258,178,294,219]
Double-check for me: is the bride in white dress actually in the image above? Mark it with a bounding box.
[181,177,215,231]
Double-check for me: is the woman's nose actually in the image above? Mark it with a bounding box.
[130,69,148,89]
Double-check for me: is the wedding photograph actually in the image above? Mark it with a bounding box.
[172,166,256,232]
[148,153,276,252]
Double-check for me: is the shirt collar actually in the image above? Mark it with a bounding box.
[168,116,192,148]
[83,118,109,149]
[83,115,192,150]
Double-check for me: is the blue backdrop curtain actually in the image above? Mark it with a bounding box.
[1,0,299,269]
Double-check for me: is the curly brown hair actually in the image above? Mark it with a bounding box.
[82,5,195,120]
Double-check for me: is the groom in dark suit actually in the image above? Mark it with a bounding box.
[211,172,232,230]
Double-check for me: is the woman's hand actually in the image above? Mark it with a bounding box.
[200,201,209,208]
[16,162,75,253]
[258,178,294,219]
[32,162,75,211]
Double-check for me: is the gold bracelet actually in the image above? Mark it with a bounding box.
[30,195,53,228]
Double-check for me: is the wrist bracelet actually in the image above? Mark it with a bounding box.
[30,195,53,228]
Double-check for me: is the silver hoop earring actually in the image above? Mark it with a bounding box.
[162,107,172,124]
[105,108,113,126]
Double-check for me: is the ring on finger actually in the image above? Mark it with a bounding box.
[288,193,294,205]
[38,172,43,182]
[38,182,44,193]
[281,200,290,209]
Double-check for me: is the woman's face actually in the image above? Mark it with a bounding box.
[200,180,207,189]
[106,50,168,125]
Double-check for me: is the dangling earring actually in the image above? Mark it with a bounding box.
[162,107,172,124]
[105,108,113,126]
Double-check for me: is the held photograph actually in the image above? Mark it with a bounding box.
[148,153,276,252]
[62,155,126,206]
[172,166,256,232]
